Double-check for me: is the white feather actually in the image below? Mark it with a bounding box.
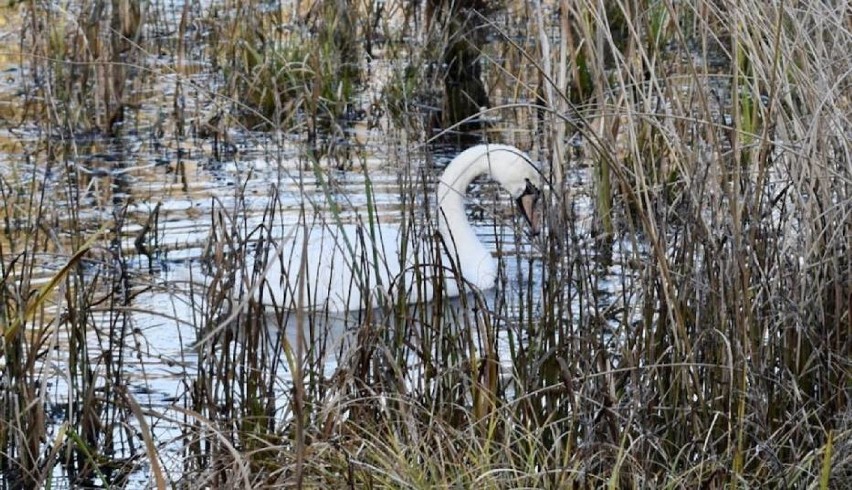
[238,144,541,311]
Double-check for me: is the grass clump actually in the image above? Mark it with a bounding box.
[212,0,363,136]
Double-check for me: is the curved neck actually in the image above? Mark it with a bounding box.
[436,152,492,262]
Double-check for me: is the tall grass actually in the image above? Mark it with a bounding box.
[0,0,848,488]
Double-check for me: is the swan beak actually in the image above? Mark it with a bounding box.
[516,185,541,236]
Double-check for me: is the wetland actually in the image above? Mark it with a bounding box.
[0,1,849,488]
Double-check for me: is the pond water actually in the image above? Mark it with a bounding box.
[0,3,639,487]
[7,121,634,482]
[0,1,838,488]
[27,140,611,486]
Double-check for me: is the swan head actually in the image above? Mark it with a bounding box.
[438,144,544,238]
[481,146,543,236]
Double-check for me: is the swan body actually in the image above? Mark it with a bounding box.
[240,144,542,311]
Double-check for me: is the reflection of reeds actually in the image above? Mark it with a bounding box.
[1,0,849,487]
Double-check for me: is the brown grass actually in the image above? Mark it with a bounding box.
[0,0,848,488]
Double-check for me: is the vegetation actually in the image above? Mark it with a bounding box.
[0,0,848,488]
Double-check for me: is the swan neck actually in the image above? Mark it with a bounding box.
[437,153,491,254]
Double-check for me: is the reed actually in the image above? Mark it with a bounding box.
[0,0,848,487]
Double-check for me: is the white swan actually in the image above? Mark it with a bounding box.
[239,144,542,311]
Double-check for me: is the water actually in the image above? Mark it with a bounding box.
[0,4,637,487]
[4,128,567,486]
[28,109,614,490]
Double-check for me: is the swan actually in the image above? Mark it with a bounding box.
[237,144,542,311]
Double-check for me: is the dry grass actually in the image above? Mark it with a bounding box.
[0,0,848,488]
